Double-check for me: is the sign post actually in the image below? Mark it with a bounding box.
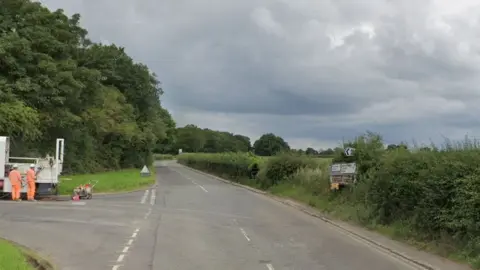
[329,162,357,190]
[140,165,151,177]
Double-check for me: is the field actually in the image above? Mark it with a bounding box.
[58,168,156,195]
[176,134,480,269]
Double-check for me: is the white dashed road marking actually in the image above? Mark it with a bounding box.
[240,228,251,242]
[140,190,149,204]
[144,208,151,219]
[173,168,209,193]
[111,208,152,269]
[71,201,86,205]
[191,180,208,193]
[266,263,275,270]
[150,189,156,205]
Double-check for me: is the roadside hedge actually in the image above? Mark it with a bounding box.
[177,133,480,268]
[177,152,258,180]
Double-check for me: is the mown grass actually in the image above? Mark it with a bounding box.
[58,168,156,195]
[0,239,38,270]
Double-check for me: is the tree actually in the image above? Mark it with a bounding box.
[0,0,174,173]
[305,147,318,155]
[172,125,251,153]
[386,143,408,151]
[253,133,290,156]
[318,148,334,157]
[154,108,177,154]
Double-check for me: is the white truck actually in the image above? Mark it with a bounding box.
[0,136,65,197]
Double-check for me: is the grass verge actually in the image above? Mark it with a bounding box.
[58,167,156,195]
[0,238,54,270]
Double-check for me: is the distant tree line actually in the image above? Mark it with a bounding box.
[156,126,425,158]
[157,126,340,157]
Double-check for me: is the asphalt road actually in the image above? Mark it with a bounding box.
[0,161,470,270]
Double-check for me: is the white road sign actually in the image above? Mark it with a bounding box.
[344,147,355,156]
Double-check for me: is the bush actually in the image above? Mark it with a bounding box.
[287,167,330,195]
[256,154,327,189]
[177,152,258,181]
[365,147,480,264]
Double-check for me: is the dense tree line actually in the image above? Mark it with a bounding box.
[0,0,175,173]
[161,124,342,157]
[167,124,251,153]
[159,126,297,156]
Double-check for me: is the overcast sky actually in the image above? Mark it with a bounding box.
[39,0,480,149]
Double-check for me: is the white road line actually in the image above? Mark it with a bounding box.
[140,190,149,204]
[150,189,156,205]
[117,254,125,262]
[127,239,133,246]
[71,201,86,205]
[191,180,208,192]
[135,228,139,233]
[175,168,209,192]
[122,246,129,253]
[239,228,251,241]
[112,265,121,270]
[266,263,274,270]
[131,232,137,238]
[144,208,152,219]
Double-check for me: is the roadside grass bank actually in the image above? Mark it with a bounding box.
[177,134,480,269]
[0,238,54,270]
[58,168,156,195]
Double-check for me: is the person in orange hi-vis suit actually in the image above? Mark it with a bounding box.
[8,164,22,201]
[26,164,37,201]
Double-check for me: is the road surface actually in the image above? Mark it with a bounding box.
[0,161,470,270]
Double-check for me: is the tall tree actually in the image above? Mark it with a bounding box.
[253,133,290,156]
[0,0,175,173]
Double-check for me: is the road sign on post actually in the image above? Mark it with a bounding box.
[140,165,151,177]
[344,147,355,156]
[329,162,357,190]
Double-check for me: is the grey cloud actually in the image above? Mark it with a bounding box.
[39,0,480,148]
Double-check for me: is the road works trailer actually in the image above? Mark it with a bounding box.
[0,137,65,197]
